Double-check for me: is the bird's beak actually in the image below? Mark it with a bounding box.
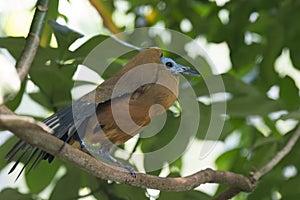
[179,65,201,77]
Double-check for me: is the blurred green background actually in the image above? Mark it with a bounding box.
[0,0,300,199]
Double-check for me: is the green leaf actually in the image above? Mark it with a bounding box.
[226,95,281,116]
[280,174,300,199]
[248,140,278,169]
[285,3,300,70]
[26,159,61,194]
[280,111,300,120]
[169,157,183,172]
[49,167,81,200]
[29,90,52,109]
[167,171,181,178]
[0,136,18,171]
[70,36,138,76]
[48,20,83,57]
[0,188,34,200]
[231,43,262,74]
[160,190,211,200]
[222,74,260,96]
[258,21,283,89]
[279,76,300,110]
[100,51,137,80]
[217,73,282,117]
[218,119,236,140]
[289,43,300,70]
[29,62,76,110]
[263,117,282,137]
[112,184,148,200]
[140,112,185,172]
[5,80,26,111]
[65,34,110,65]
[0,37,25,58]
[215,148,246,172]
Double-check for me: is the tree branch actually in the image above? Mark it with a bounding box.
[0,110,254,193]
[88,0,120,35]
[252,126,300,181]
[214,125,300,200]
[16,0,49,81]
[2,103,298,199]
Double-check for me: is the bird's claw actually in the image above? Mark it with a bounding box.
[117,162,136,178]
[80,141,137,178]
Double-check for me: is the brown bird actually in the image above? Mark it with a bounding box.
[6,47,200,179]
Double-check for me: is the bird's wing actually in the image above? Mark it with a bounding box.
[80,47,163,104]
[5,47,163,180]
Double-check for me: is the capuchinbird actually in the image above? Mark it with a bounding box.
[6,47,200,179]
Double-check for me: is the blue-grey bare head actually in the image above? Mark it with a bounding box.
[160,57,200,77]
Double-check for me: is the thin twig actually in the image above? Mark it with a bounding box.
[16,0,49,81]
[214,125,300,200]
[252,126,300,181]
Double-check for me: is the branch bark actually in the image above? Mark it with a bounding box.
[1,105,299,199]
[0,109,254,193]
[16,0,49,81]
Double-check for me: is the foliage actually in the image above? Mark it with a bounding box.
[1,0,300,199]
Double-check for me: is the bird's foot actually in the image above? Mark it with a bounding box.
[81,141,137,178]
[116,162,136,178]
[99,145,136,178]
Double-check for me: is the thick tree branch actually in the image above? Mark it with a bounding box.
[0,110,254,193]
[2,104,299,199]
[16,0,49,81]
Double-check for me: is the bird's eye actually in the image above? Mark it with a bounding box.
[165,62,173,68]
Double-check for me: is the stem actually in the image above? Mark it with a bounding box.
[16,0,49,81]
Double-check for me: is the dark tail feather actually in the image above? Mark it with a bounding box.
[8,146,31,174]
[5,105,77,180]
[5,101,95,180]
[25,148,43,176]
[14,148,39,181]
[6,140,27,163]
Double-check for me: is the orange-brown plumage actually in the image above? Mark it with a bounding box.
[81,48,179,146]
